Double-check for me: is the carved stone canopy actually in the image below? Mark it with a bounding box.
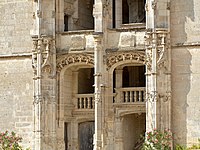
[57,53,94,72]
[106,51,145,69]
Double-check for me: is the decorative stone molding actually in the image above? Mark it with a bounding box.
[159,91,171,102]
[146,91,158,102]
[57,54,94,72]
[64,3,74,15]
[106,51,145,69]
[32,35,53,75]
[145,29,169,72]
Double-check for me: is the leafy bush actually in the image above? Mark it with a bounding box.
[142,129,172,150]
[0,131,29,150]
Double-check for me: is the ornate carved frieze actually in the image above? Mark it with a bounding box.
[57,54,94,72]
[106,51,145,69]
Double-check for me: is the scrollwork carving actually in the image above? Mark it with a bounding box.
[57,54,94,72]
[106,51,145,69]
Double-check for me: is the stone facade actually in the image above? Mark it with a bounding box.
[0,0,200,150]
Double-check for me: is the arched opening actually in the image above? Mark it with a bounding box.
[123,113,146,150]
[59,63,95,150]
[113,64,146,103]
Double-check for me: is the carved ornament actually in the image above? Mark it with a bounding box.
[57,54,94,72]
[145,29,169,71]
[146,91,158,102]
[32,36,53,75]
[106,51,145,69]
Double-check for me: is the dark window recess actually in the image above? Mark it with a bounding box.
[112,0,116,28]
[78,68,94,94]
[122,0,129,24]
[64,122,68,150]
[122,66,145,87]
[64,15,68,31]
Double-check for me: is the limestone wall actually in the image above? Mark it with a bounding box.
[0,57,33,148]
[171,0,200,147]
[0,0,34,148]
[0,1,33,55]
[171,0,200,45]
[172,47,200,146]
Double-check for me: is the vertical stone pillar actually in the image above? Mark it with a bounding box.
[93,33,103,150]
[115,69,123,103]
[145,0,171,133]
[115,0,122,28]
[115,69,123,89]
[72,121,79,150]
[32,37,43,150]
[114,117,123,150]
[93,0,103,32]
[72,71,79,107]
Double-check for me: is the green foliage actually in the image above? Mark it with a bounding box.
[188,139,200,149]
[0,131,30,150]
[175,139,200,150]
[175,145,187,150]
[142,129,172,150]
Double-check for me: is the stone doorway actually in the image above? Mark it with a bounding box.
[123,113,146,150]
[78,121,94,150]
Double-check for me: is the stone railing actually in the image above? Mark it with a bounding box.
[114,87,145,103]
[75,94,94,109]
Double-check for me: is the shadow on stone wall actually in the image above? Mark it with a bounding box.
[172,48,192,146]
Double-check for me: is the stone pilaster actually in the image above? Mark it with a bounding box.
[93,33,103,150]
[32,35,57,150]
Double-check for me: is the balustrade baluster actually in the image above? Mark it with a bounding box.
[88,97,91,109]
[134,91,137,102]
[120,91,124,103]
[92,97,95,109]
[80,98,82,108]
[83,97,86,109]
[130,91,133,102]
[125,91,129,102]
[139,91,142,102]
[143,91,145,102]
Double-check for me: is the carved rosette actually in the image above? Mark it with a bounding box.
[57,54,94,72]
[106,51,145,69]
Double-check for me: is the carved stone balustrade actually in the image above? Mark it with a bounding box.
[74,94,95,109]
[114,87,146,103]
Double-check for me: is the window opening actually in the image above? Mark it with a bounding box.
[64,14,69,31]
[64,122,68,150]
[122,0,129,24]
[122,66,145,87]
[78,68,94,94]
